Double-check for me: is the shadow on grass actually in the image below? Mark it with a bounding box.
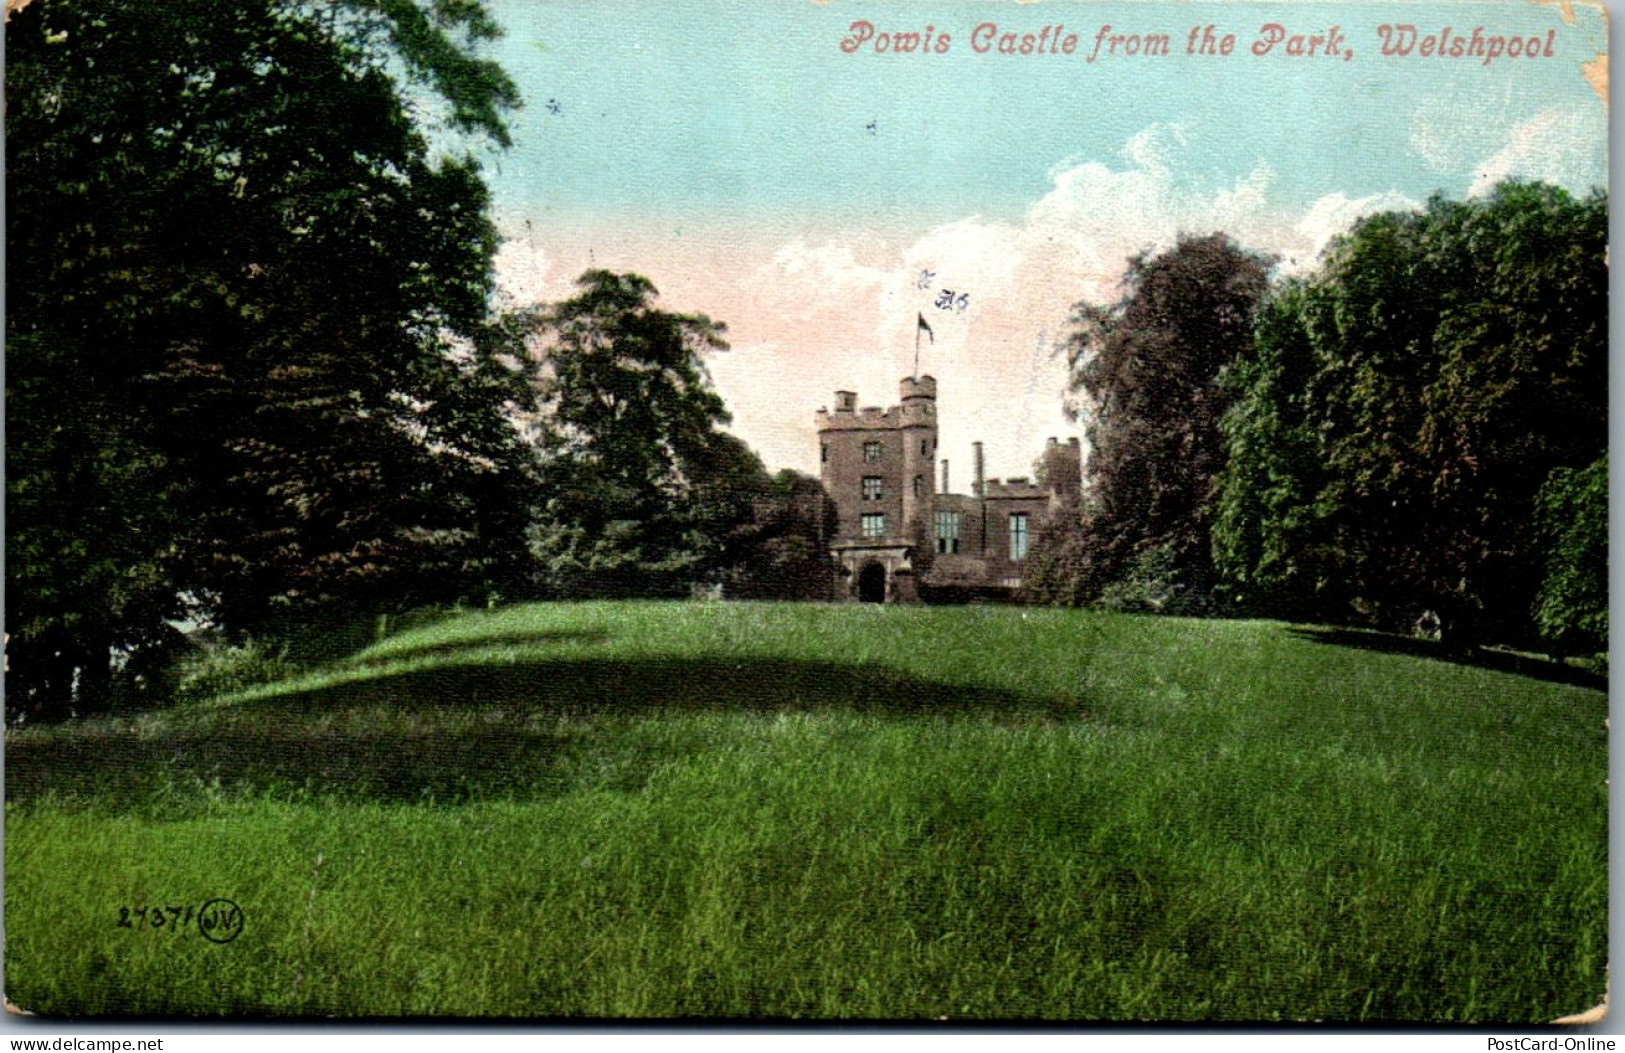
[342,629,612,668]
[6,719,586,808]
[260,655,1058,718]
[7,655,1080,809]
[1286,627,1607,692]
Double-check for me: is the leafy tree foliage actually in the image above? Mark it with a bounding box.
[1021,495,1094,607]
[1043,234,1271,605]
[1532,455,1608,655]
[723,470,839,601]
[524,271,752,597]
[1214,183,1607,643]
[1209,280,1329,618]
[7,0,531,719]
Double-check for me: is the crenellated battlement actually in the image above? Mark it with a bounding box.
[817,372,1081,604]
[817,375,937,432]
[816,404,904,431]
[983,477,1045,499]
[900,375,937,402]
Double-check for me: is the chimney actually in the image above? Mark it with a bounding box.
[972,441,985,497]
[939,458,950,495]
[1047,436,1058,446]
[835,390,856,413]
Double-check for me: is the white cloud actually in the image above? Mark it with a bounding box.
[1285,190,1423,274]
[905,218,1025,295]
[719,124,1435,472]
[1412,99,1604,199]
[1118,121,1192,178]
[498,125,1429,475]
[768,239,891,295]
[1016,140,1407,291]
[1468,107,1606,198]
[1410,94,1511,173]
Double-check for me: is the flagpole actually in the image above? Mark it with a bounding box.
[914,312,933,379]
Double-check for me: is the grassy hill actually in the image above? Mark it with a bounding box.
[5,601,1607,1021]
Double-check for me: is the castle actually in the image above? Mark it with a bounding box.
[816,375,1081,602]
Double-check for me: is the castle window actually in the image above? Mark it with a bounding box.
[920,439,929,455]
[935,511,960,555]
[821,444,829,463]
[862,476,883,501]
[863,441,882,463]
[1009,513,1030,561]
[861,513,886,538]
[913,475,923,498]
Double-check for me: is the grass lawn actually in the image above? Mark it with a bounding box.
[4,601,1607,1021]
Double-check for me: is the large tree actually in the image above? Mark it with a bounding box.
[1041,233,1271,607]
[1214,183,1607,643]
[1208,279,1330,618]
[7,0,532,718]
[524,271,751,598]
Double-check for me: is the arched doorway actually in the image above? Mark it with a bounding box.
[858,562,887,603]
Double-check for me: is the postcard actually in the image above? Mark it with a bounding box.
[4,0,1608,1026]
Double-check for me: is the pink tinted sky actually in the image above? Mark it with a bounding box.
[482,2,1607,480]
[491,147,1430,480]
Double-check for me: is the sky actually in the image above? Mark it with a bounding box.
[472,0,1608,480]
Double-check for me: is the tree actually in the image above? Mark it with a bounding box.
[7,0,531,719]
[1214,183,1607,643]
[1021,494,1098,607]
[1210,280,1334,618]
[1054,233,1271,605]
[524,271,747,597]
[1532,455,1608,656]
[724,470,839,601]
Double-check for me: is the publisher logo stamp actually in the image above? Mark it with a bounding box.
[199,898,244,944]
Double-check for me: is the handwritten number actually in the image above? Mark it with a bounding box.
[118,907,132,928]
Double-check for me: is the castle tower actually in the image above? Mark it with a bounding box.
[815,387,890,543]
[814,376,938,602]
[1041,436,1084,503]
[898,375,937,539]
[814,371,1078,604]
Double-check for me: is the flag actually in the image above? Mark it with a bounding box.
[917,313,934,343]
